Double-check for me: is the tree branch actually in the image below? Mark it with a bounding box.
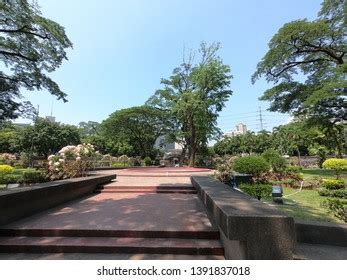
[0,50,38,62]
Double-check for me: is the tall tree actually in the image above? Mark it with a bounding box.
[20,118,80,157]
[252,0,346,144]
[147,42,232,166]
[101,106,169,158]
[0,0,72,121]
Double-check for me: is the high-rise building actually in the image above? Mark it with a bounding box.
[224,123,247,137]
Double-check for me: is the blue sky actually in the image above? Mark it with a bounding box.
[18,0,321,133]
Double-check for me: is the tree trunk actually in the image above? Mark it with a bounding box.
[297,147,301,167]
[188,144,196,167]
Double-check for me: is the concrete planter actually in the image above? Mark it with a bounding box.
[0,173,116,226]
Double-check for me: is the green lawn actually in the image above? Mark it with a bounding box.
[264,187,344,224]
[301,168,347,182]
[262,168,346,224]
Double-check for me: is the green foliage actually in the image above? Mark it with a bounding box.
[322,158,347,178]
[144,156,152,166]
[0,0,72,121]
[252,0,346,156]
[286,165,302,173]
[20,118,80,157]
[239,183,272,200]
[0,164,14,175]
[0,173,23,184]
[21,170,47,184]
[233,156,270,176]
[101,106,168,158]
[262,149,287,173]
[318,188,347,199]
[147,42,232,166]
[214,156,236,183]
[322,198,347,222]
[112,163,129,168]
[321,179,345,190]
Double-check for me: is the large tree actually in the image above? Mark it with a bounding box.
[147,42,233,166]
[0,0,72,121]
[101,106,169,158]
[20,118,80,157]
[252,0,346,140]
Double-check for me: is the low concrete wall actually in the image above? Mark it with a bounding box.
[0,174,116,226]
[191,176,296,260]
[295,220,347,247]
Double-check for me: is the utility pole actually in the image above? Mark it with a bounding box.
[258,106,264,131]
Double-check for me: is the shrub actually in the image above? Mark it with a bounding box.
[0,153,16,165]
[322,158,347,179]
[144,156,152,166]
[262,149,287,173]
[0,174,24,184]
[285,165,302,174]
[112,163,129,168]
[0,165,14,175]
[321,179,345,190]
[214,156,236,184]
[239,183,272,200]
[234,156,270,177]
[322,198,347,223]
[22,170,47,184]
[318,188,347,199]
[303,177,322,189]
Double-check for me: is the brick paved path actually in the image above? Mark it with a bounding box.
[0,168,224,259]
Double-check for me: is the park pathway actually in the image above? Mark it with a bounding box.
[0,168,224,260]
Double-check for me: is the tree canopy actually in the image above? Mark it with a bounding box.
[0,0,72,121]
[20,118,80,157]
[100,106,169,158]
[147,42,233,166]
[252,0,346,126]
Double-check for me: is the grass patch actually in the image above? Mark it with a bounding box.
[264,187,345,224]
[302,168,347,182]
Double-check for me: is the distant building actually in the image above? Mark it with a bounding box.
[45,116,56,123]
[224,123,247,138]
[154,135,183,166]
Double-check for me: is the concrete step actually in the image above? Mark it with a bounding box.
[95,189,198,194]
[95,185,197,194]
[0,236,224,255]
[0,253,225,260]
[0,228,220,239]
[99,185,195,190]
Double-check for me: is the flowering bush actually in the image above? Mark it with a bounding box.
[0,153,16,166]
[47,143,98,180]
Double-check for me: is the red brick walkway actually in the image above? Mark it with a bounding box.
[0,169,224,259]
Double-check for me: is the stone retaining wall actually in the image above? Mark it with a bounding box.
[191,176,296,259]
[295,220,347,247]
[0,174,116,226]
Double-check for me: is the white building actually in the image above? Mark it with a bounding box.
[154,135,182,152]
[224,123,247,138]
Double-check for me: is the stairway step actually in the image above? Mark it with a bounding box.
[0,229,220,239]
[95,189,197,194]
[0,236,224,255]
[98,185,195,190]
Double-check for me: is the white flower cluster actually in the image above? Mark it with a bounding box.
[47,143,98,176]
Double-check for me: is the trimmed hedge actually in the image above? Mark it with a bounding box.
[322,198,347,223]
[321,179,345,190]
[318,188,347,199]
[239,183,272,200]
[234,156,270,176]
[322,158,347,178]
